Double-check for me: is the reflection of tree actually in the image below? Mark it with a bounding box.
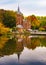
[0,37,24,59]
[31,38,41,50]
[23,36,40,50]
[0,35,46,60]
[39,37,46,47]
[23,36,46,50]
[0,38,16,57]
[2,38,16,55]
[0,36,9,49]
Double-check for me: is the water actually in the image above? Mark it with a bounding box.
[0,35,46,65]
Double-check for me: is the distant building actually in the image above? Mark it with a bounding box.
[23,18,31,30]
[16,5,23,26]
[16,5,31,31]
[16,25,24,33]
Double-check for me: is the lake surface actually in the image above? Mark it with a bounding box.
[0,35,46,65]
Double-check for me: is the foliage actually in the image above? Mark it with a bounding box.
[0,35,46,57]
[0,9,46,32]
[0,22,10,34]
[39,27,45,31]
[3,11,16,28]
[0,9,5,22]
[27,15,40,30]
[37,16,46,30]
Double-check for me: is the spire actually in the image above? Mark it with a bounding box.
[17,4,22,15]
[18,5,20,13]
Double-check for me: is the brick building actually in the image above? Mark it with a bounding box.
[16,6,23,25]
[23,18,31,30]
[16,6,31,31]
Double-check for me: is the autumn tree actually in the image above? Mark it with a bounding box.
[37,16,46,31]
[3,10,16,28]
[0,9,5,23]
[27,15,40,29]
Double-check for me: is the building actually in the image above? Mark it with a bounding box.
[16,5,31,31]
[23,18,31,30]
[16,6,23,25]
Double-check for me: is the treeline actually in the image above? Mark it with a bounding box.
[0,36,46,57]
[0,9,16,28]
[27,15,46,31]
[37,16,46,31]
[0,9,46,33]
[0,9,17,34]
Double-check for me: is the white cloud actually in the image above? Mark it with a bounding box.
[0,0,46,16]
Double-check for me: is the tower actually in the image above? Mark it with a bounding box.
[16,5,23,25]
[18,5,20,13]
[17,5,21,14]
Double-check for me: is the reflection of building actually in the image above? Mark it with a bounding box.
[16,5,31,31]
[23,36,32,49]
[15,39,24,61]
[17,52,21,62]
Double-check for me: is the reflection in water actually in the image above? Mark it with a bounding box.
[0,35,46,65]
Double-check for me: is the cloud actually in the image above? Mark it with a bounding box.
[0,0,46,16]
[0,0,17,5]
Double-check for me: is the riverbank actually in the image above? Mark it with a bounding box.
[0,31,46,36]
[31,31,46,35]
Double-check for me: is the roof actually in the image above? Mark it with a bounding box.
[16,25,23,28]
[17,5,22,15]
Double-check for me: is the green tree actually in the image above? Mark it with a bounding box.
[0,9,5,23]
[29,15,40,29]
[3,11,16,28]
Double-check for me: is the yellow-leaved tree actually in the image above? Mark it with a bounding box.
[0,22,10,34]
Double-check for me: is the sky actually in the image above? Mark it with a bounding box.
[0,0,46,16]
